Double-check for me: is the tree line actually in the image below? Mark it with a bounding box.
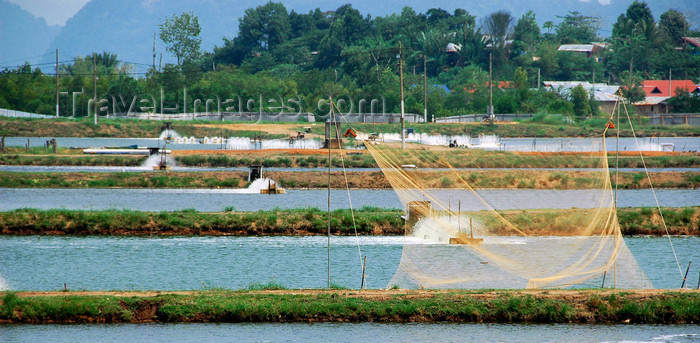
[1,1,699,120]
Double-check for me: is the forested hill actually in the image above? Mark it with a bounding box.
[25,0,700,65]
[0,0,60,65]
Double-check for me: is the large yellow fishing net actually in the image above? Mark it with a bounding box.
[362,133,652,289]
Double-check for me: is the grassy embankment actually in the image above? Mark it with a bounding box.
[0,170,697,189]
[0,147,145,166]
[173,149,700,169]
[0,207,696,236]
[0,116,698,138]
[1,143,699,169]
[310,120,700,138]
[1,289,698,324]
[0,117,287,139]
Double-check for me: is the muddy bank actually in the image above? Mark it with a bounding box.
[1,289,698,324]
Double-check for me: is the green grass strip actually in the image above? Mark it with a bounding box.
[1,290,698,324]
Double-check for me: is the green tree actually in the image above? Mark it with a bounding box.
[608,1,665,77]
[619,71,646,104]
[159,11,202,65]
[570,84,591,119]
[666,89,700,113]
[511,11,540,57]
[481,10,513,51]
[660,10,689,45]
[238,2,291,52]
[556,11,599,43]
[318,4,371,67]
[512,67,528,90]
[625,1,654,27]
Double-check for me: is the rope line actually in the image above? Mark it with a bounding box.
[329,100,365,284]
[619,99,683,281]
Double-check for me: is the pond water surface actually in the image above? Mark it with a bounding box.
[1,322,698,343]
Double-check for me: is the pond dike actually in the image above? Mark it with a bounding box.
[1,289,698,324]
[0,208,697,236]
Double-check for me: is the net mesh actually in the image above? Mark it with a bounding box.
[362,134,652,289]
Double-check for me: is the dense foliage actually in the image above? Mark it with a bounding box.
[1,2,699,119]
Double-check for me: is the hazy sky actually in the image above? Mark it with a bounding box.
[9,0,616,27]
[8,0,91,26]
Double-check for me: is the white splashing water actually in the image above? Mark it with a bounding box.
[262,139,323,149]
[140,153,176,169]
[0,273,10,291]
[358,133,472,146]
[172,136,199,144]
[228,177,280,194]
[473,134,501,149]
[227,137,252,149]
[159,129,181,140]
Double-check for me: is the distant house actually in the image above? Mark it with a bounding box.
[543,81,620,113]
[445,43,461,53]
[557,43,608,58]
[634,80,699,115]
[464,81,512,93]
[409,84,450,93]
[683,37,700,47]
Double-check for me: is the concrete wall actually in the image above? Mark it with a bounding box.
[647,114,700,126]
[436,113,534,123]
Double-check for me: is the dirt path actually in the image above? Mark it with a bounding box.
[193,123,311,136]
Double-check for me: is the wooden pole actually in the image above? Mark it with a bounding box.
[615,92,620,208]
[681,261,691,288]
[93,52,97,125]
[153,32,157,72]
[470,217,473,239]
[423,54,427,123]
[399,41,405,149]
[56,49,59,118]
[360,255,367,290]
[458,200,461,234]
[602,270,607,288]
[488,53,493,118]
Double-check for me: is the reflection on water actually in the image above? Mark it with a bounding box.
[1,322,698,343]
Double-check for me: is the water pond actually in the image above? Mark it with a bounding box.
[0,236,697,291]
[1,322,698,343]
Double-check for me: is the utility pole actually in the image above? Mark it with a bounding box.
[327,96,333,289]
[423,54,427,123]
[592,69,596,119]
[153,32,157,72]
[93,52,97,125]
[399,41,405,149]
[488,53,494,118]
[55,49,59,118]
[667,68,671,114]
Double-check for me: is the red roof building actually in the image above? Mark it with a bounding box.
[641,80,698,97]
[634,80,699,115]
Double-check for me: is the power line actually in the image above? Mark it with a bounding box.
[0,52,55,65]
